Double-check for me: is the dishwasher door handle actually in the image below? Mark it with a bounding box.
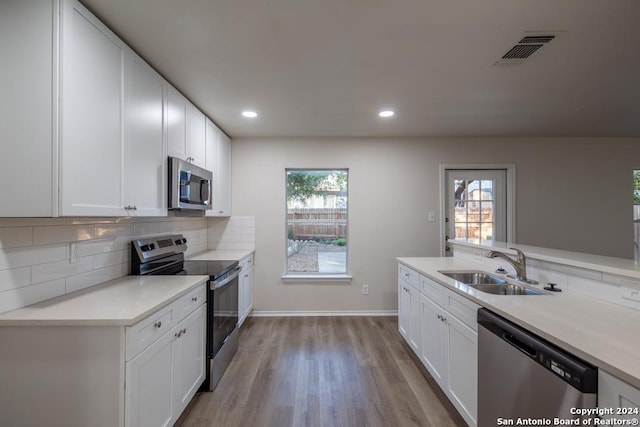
[503,332,537,358]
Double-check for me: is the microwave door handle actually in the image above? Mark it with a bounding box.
[200,179,211,205]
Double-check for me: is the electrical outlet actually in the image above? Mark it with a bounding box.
[362,284,369,295]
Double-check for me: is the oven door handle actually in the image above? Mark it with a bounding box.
[211,266,241,289]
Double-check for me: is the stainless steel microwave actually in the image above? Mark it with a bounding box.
[168,156,213,211]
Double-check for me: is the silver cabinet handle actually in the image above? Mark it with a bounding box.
[154,321,162,328]
[191,296,198,302]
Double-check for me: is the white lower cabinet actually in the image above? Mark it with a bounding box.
[239,253,255,326]
[126,304,205,427]
[419,293,447,385]
[598,370,640,422]
[446,313,477,426]
[398,279,421,353]
[172,305,207,415]
[0,282,207,427]
[398,263,479,427]
[126,330,174,427]
[398,264,421,353]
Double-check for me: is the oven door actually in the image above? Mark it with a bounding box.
[211,274,239,357]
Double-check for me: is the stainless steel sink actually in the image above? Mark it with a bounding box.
[470,283,543,295]
[439,270,508,285]
[438,270,544,295]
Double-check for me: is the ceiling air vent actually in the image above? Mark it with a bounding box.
[494,33,558,66]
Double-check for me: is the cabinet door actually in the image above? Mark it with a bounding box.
[60,0,126,216]
[398,280,420,352]
[126,331,174,427]
[167,86,187,160]
[419,293,447,386]
[205,120,232,217]
[447,314,478,427]
[172,305,206,420]
[398,281,411,342]
[0,0,56,216]
[187,104,206,168]
[408,284,421,353]
[214,131,232,216]
[239,264,254,326]
[244,265,254,317]
[123,55,167,216]
[599,371,640,422]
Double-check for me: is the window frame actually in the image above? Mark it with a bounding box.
[282,168,351,283]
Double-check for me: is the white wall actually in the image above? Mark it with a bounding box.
[231,137,640,313]
[0,216,208,313]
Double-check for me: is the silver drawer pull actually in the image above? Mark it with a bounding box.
[154,321,162,328]
[191,296,198,302]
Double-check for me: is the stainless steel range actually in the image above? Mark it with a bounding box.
[131,234,241,391]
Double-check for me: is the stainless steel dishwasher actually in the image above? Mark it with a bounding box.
[477,308,597,426]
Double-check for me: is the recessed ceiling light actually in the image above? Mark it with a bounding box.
[378,110,395,118]
[242,110,258,118]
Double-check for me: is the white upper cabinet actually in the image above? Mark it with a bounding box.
[187,104,206,168]
[168,86,206,168]
[123,56,167,216]
[205,119,232,217]
[0,0,57,216]
[59,0,127,216]
[1,0,226,217]
[167,86,188,161]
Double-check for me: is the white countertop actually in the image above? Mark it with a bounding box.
[0,275,209,326]
[187,249,254,262]
[397,256,640,389]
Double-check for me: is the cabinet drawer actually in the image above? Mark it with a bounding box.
[398,264,419,288]
[240,253,254,270]
[446,291,480,331]
[126,304,176,361]
[420,275,447,307]
[174,283,207,321]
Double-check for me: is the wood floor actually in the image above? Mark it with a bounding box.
[176,316,466,427]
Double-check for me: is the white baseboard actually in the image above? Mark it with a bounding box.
[250,310,397,317]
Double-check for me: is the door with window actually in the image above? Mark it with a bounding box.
[444,169,508,256]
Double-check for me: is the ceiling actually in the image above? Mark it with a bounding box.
[81,0,640,138]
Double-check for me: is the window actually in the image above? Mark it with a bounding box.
[285,169,348,276]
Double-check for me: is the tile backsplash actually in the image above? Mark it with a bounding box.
[0,216,254,314]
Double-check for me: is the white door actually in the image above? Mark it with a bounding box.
[444,169,509,256]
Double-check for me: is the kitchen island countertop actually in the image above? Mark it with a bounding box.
[397,256,640,389]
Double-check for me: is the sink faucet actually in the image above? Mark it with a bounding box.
[486,248,534,283]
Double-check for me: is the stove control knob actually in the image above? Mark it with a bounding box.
[149,243,156,250]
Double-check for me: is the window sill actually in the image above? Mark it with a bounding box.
[281,274,353,284]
